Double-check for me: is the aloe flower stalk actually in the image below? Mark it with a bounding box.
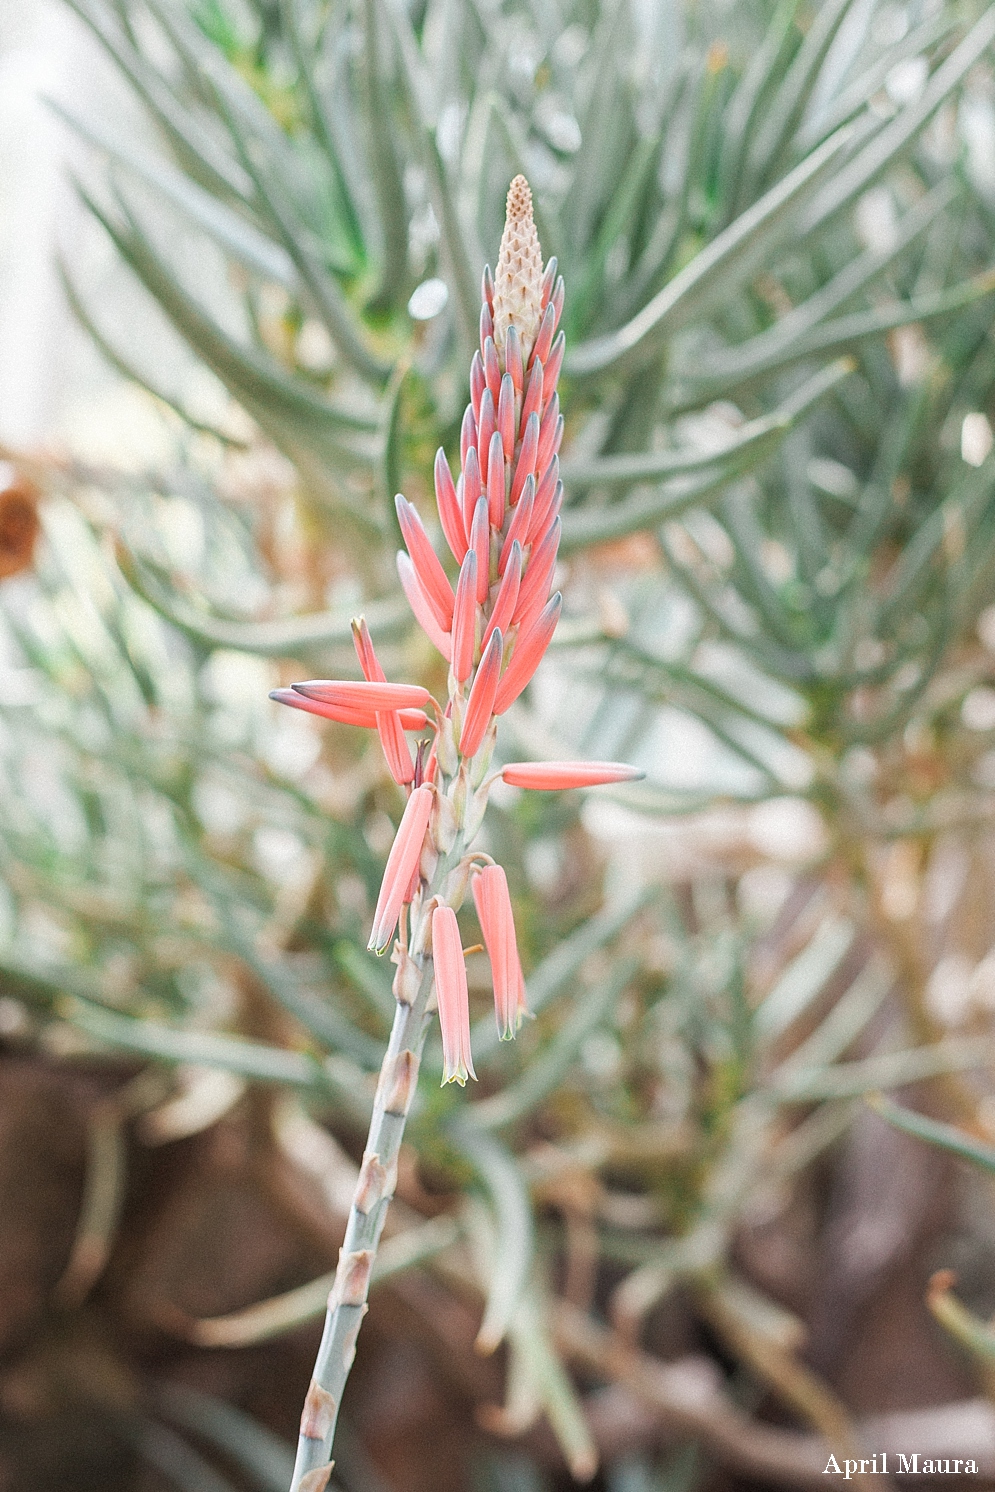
[272,177,642,1491]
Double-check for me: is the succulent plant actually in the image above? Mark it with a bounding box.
[3,0,995,1488]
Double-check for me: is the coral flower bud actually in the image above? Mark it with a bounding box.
[435,448,468,563]
[501,762,645,790]
[460,628,503,758]
[397,552,453,661]
[505,324,524,393]
[395,496,455,631]
[482,263,494,309]
[550,276,565,329]
[520,359,543,435]
[352,617,414,785]
[368,786,434,954]
[530,302,556,369]
[480,301,494,352]
[460,404,477,469]
[452,550,478,684]
[472,865,527,1040]
[432,905,476,1085]
[470,353,485,422]
[500,476,534,574]
[462,445,481,532]
[477,390,496,485]
[482,542,521,651]
[486,431,505,528]
[545,330,565,394]
[483,336,501,403]
[528,457,559,544]
[540,256,557,310]
[513,516,561,633]
[270,688,427,732]
[493,593,561,714]
[537,394,562,473]
[470,496,490,604]
[294,679,431,711]
[510,411,539,506]
[497,374,516,461]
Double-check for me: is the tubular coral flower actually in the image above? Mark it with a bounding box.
[500,476,534,573]
[269,689,428,732]
[481,542,521,651]
[352,617,414,786]
[368,786,434,954]
[460,628,503,758]
[501,762,646,790]
[493,592,561,714]
[451,549,478,684]
[294,680,430,711]
[397,552,453,661]
[395,496,455,630]
[513,516,561,635]
[472,865,527,1040]
[432,905,476,1085]
[434,448,467,563]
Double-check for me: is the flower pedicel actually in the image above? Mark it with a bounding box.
[272,176,642,1492]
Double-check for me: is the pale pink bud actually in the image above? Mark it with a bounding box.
[368,786,434,954]
[460,404,477,468]
[550,276,564,329]
[493,592,561,714]
[528,458,560,544]
[537,395,562,474]
[470,353,485,423]
[520,359,543,436]
[397,552,453,662]
[469,496,490,604]
[460,627,503,758]
[435,448,468,562]
[486,431,505,528]
[482,542,521,651]
[452,550,478,684]
[294,679,431,711]
[505,324,524,394]
[545,330,565,395]
[395,496,455,631]
[482,263,494,310]
[497,373,515,461]
[472,864,527,1040]
[352,617,414,785]
[432,905,476,1085]
[510,412,539,506]
[477,390,496,485]
[500,476,534,574]
[462,445,481,533]
[513,516,560,632]
[483,337,501,404]
[530,303,556,369]
[540,257,557,310]
[480,301,494,353]
[501,761,645,790]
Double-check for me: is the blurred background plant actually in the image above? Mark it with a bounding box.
[6,0,995,1488]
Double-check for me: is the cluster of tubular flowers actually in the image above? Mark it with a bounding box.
[273,176,642,1085]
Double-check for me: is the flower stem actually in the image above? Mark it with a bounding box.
[288,837,463,1492]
